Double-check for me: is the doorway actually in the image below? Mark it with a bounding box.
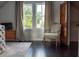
[23,1,45,41]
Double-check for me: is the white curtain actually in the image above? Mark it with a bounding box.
[44,1,53,33]
[15,1,25,41]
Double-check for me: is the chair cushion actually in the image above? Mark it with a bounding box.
[44,33,59,39]
[44,33,59,36]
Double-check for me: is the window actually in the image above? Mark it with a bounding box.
[36,4,45,29]
[23,2,45,30]
[23,4,32,30]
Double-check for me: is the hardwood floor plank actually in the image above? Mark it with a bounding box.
[26,41,78,57]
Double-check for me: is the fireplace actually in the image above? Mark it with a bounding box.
[0,22,16,41]
[0,23,12,30]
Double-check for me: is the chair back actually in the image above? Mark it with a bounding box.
[51,24,61,33]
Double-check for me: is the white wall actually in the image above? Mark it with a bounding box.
[53,1,64,23]
[0,1,16,30]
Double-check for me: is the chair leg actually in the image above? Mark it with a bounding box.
[56,38,58,47]
[43,37,46,44]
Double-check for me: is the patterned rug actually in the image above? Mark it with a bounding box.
[0,42,31,57]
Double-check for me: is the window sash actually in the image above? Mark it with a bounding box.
[23,2,45,29]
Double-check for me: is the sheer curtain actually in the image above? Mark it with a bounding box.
[44,1,53,33]
[15,1,25,41]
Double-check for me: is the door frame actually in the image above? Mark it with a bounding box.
[60,1,70,46]
[67,2,70,46]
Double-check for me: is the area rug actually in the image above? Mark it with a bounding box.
[0,42,31,57]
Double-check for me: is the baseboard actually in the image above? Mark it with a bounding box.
[70,41,78,43]
[70,41,78,46]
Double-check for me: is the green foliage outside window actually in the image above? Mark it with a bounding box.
[23,5,42,29]
[23,6,32,29]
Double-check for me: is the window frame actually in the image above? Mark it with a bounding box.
[23,1,45,30]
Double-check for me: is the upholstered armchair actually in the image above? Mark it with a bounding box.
[0,25,6,53]
[44,24,61,46]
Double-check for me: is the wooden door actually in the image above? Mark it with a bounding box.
[60,2,68,45]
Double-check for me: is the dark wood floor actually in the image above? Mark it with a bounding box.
[26,41,78,57]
